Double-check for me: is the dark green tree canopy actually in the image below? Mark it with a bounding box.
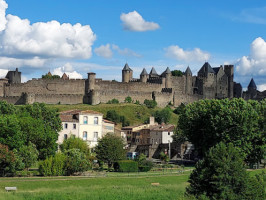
[95,133,125,167]
[154,107,172,124]
[186,142,265,200]
[171,70,183,77]
[178,98,265,164]
[60,136,90,156]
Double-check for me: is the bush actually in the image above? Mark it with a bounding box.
[60,136,90,156]
[107,99,119,104]
[64,148,89,175]
[0,144,16,176]
[51,153,66,176]
[139,160,153,172]
[39,157,52,176]
[106,110,120,123]
[124,96,132,103]
[144,99,157,108]
[114,160,138,172]
[135,100,140,105]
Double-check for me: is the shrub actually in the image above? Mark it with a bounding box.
[0,144,16,176]
[107,99,119,104]
[135,100,140,105]
[51,153,66,176]
[60,136,90,156]
[144,99,157,108]
[114,160,138,172]
[64,148,89,175]
[138,160,153,172]
[38,157,52,176]
[124,96,132,103]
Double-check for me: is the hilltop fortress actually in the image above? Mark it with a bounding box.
[0,62,264,107]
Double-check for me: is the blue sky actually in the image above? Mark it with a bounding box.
[0,0,265,90]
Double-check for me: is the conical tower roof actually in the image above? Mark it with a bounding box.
[198,62,215,74]
[185,66,192,75]
[122,63,132,71]
[248,78,257,89]
[140,68,148,76]
[165,67,171,74]
[149,67,158,76]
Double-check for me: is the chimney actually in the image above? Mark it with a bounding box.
[149,116,155,125]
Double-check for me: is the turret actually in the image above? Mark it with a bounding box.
[122,63,133,83]
[185,66,192,95]
[164,67,172,88]
[140,68,148,83]
[87,72,96,91]
[247,78,257,99]
[149,67,159,78]
[224,65,234,98]
[5,68,21,84]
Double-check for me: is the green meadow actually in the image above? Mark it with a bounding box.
[0,174,189,200]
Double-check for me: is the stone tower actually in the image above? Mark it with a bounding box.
[185,66,192,95]
[140,68,148,83]
[149,67,159,78]
[5,68,21,84]
[87,72,96,91]
[122,63,133,83]
[164,67,172,88]
[247,78,257,99]
[224,65,234,98]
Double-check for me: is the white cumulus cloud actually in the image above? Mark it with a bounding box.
[0,68,8,78]
[112,44,141,57]
[0,0,96,59]
[52,63,83,79]
[94,44,113,58]
[165,45,210,62]
[257,84,266,91]
[236,37,266,76]
[120,11,159,32]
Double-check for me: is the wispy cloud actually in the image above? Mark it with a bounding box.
[229,7,266,24]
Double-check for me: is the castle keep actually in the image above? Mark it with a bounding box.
[0,62,263,107]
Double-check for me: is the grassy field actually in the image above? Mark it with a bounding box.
[47,103,179,127]
[0,174,189,200]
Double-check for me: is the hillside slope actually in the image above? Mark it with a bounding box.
[47,103,178,127]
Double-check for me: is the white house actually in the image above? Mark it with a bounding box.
[58,109,107,148]
[150,124,175,145]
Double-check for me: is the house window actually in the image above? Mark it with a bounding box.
[64,134,68,140]
[83,131,87,141]
[83,116,88,124]
[94,117,98,125]
[94,132,98,141]
[168,132,170,135]
[64,123,68,129]
[73,124,76,129]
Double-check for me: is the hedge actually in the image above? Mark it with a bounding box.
[114,160,138,172]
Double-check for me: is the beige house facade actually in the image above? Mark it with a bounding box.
[58,110,110,148]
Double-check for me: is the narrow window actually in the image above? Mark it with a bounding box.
[83,116,88,124]
[168,132,170,135]
[83,131,87,141]
[64,123,68,129]
[73,124,76,129]
[64,134,68,140]
[94,132,98,141]
[94,117,98,125]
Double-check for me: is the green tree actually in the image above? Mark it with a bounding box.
[0,115,25,150]
[18,103,62,159]
[60,136,90,156]
[107,98,119,104]
[171,70,183,77]
[159,151,169,163]
[178,98,265,164]
[0,101,16,115]
[144,99,157,108]
[17,142,39,171]
[186,142,265,200]
[106,110,120,123]
[0,144,16,176]
[95,133,125,168]
[64,148,89,175]
[154,107,171,124]
[124,96,133,103]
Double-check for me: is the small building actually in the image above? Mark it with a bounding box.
[150,124,175,145]
[102,119,115,137]
[58,109,104,148]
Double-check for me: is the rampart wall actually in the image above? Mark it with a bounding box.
[173,93,202,107]
[171,76,185,94]
[96,80,163,92]
[5,79,85,96]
